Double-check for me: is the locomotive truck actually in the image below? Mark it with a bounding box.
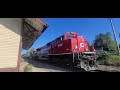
[31,32,98,71]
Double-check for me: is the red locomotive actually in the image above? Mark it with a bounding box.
[33,32,97,71]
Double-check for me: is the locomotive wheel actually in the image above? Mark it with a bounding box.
[80,68,86,72]
[69,63,74,68]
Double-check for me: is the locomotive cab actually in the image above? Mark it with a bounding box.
[64,32,78,40]
[63,32,97,71]
[63,32,79,53]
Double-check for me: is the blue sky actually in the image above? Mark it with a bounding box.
[22,18,120,55]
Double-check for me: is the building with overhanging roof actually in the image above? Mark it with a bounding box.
[0,18,48,72]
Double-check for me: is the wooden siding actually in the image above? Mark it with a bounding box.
[0,18,21,69]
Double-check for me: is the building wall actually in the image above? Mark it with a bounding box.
[0,18,22,71]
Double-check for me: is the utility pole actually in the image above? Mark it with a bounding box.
[119,33,120,38]
[109,18,120,55]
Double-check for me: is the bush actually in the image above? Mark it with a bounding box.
[96,51,120,66]
[23,64,33,72]
[97,51,111,61]
[107,55,120,66]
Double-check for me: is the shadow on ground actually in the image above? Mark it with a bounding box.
[23,57,86,72]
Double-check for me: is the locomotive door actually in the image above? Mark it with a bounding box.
[77,36,85,52]
[57,36,64,54]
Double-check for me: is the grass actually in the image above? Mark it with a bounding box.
[23,64,33,72]
[19,58,33,72]
[107,55,120,66]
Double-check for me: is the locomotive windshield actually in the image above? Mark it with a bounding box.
[66,33,75,39]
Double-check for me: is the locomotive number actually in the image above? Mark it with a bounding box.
[58,43,62,47]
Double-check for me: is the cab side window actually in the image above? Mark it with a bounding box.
[58,36,63,43]
[66,34,74,39]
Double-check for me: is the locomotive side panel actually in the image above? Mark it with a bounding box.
[71,38,78,52]
[63,39,72,53]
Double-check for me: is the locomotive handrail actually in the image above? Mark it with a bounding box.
[73,52,75,63]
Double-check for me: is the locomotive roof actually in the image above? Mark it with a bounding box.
[37,32,79,49]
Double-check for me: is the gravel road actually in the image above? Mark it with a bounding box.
[23,57,85,72]
[98,65,120,72]
[22,57,120,72]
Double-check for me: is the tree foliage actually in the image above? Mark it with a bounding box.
[94,33,105,50]
[94,32,117,53]
[23,48,36,57]
[104,32,112,50]
[95,32,120,66]
[30,48,36,52]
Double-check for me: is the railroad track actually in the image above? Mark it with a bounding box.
[24,57,112,72]
[35,60,109,72]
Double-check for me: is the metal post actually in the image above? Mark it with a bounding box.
[109,18,120,55]
[73,52,74,63]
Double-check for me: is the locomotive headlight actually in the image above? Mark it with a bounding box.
[75,45,78,49]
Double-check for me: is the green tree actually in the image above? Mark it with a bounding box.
[22,54,26,57]
[119,33,120,49]
[109,40,117,54]
[30,48,36,52]
[94,33,105,50]
[25,50,31,57]
[104,32,112,51]
[29,48,36,57]
[94,32,116,52]
[109,41,117,51]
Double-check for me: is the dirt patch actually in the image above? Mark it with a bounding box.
[22,57,85,72]
[19,58,31,72]
[98,65,120,72]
